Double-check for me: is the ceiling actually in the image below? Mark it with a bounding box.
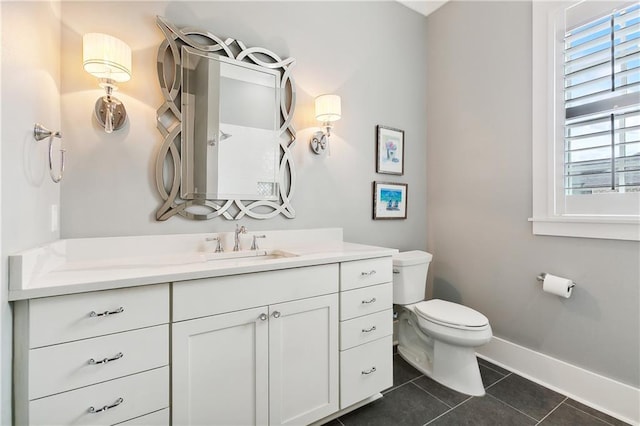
[397,1,449,17]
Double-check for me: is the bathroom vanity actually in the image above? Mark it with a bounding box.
[9,228,395,425]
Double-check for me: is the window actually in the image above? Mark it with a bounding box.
[563,3,640,214]
[531,1,640,241]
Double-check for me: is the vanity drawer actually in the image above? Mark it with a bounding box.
[29,324,168,400]
[28,366,169,426]
[340,257,392,291]
[28,284,169,348]
[340,309,393,350]
[116,408,169,425]
[340,335,393,409]
[173,264,338,321]
[340,282,392,321]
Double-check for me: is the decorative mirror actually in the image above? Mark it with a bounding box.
[155,17,296,220]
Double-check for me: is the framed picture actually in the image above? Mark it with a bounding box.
[373,181,408,220]
[376,125,404,175]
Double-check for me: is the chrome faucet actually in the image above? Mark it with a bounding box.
[234,224,247,251]
[205,236,224,253]
[251,235,266,250]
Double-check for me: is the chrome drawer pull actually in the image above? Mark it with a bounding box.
[361,298,377,304]
[89,307,124,318]
[258,313,268,321]
[88,397,123,413]
[361,270,377,276]
[361,367,377,375]
[361,326,377,333]
[393,269,400,274]
[272,311,281,319]
[88,352,124,365]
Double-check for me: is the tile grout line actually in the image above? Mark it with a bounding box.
[422,404,458,426]
[379,373,423,394]
[423,394,477,426]
[478,362,512,378]
[563,401,622,426]
[382,379,416,395]
[535,396,568,425]
[485,393,541,423]
[410,379,473,411]
[483,372,512,390]
[408,375,426,385]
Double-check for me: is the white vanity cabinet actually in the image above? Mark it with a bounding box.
[338,258,394,408]
[10,233,397,426]
[171,265,339,426]
[13,284,170,426]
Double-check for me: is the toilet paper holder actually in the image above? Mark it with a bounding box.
[536,273,576,289]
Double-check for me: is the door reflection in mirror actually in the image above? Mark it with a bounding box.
[181,47,280,201]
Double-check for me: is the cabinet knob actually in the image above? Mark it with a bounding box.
[258,313,268,321]
[272,311,281,319]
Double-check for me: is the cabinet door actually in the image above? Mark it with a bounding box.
[269,294,339,426]
[172,307,269,426]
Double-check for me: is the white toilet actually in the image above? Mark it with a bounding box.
[393,251,492,396]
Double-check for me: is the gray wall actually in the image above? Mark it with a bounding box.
[3,1,636,422]
[59,1,429,251]
[0,3,61,424]
[0,2,427,420]
[425,1,640,387]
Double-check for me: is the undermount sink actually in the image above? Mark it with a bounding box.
[202,249,299,262]
[52,250,299,273]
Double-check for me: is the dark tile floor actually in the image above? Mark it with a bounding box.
[323,352,629,426]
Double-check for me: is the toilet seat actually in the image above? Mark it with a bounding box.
[414,299,489,330]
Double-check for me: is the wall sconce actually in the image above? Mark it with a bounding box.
[310,94,341,155]
[83,33,131,133]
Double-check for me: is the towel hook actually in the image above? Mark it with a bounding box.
[34,123,65,183]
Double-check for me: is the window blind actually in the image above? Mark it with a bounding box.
[564,3,640,195]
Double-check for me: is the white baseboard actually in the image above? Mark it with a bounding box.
[476,337,639,425]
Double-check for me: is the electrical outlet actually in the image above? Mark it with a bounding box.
[51,204,59,232]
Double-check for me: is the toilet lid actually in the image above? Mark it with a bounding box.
[414,299,489,328]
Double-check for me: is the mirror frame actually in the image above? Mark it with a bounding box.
[155,16,296,221]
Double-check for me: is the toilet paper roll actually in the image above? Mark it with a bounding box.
[543,273,574,298]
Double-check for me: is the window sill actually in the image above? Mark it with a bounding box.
[529,217,640,241]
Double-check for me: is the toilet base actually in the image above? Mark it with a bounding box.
[432,340,485,396]
[397,308,486,396]
[397,342,485,396]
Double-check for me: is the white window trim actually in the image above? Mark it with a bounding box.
[531,1,640,241]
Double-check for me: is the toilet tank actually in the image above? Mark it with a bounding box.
[392,251,433,304]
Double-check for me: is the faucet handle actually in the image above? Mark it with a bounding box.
[206,236,224,253]
[251,235,266,250]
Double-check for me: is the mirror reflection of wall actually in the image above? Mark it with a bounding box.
[181,47,280,201]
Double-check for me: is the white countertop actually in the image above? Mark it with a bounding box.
[9,229,397,301]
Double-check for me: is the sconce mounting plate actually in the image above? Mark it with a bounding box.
[94,96,127,131]
[310,131,328,154]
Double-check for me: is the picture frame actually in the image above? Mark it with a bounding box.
[376,125,404,175]
[373,181,408,220]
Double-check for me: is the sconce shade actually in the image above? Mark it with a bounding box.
[315,94,341,122]
[83,33,131,82]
